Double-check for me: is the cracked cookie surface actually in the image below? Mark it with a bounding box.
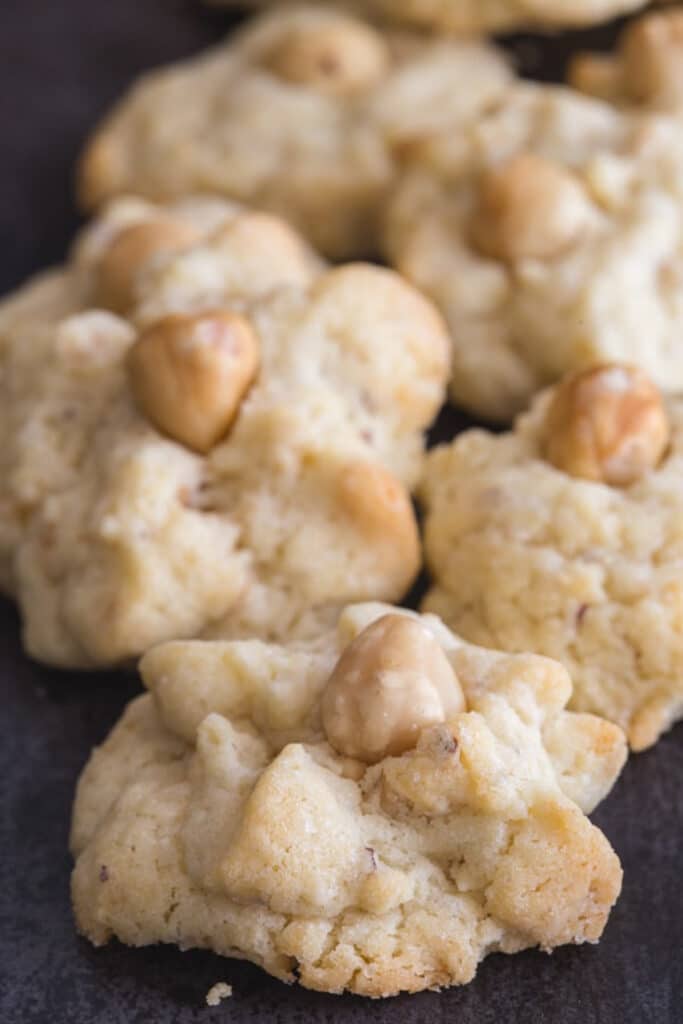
[71,602,625,996]
[384,82,683,422]
[420,369,683,750]
[78,5,512,259]
[0,196,449,668]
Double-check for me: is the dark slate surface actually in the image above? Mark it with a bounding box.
[0,2,682,1021]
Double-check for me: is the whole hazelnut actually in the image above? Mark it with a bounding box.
[96,219,199,314]
[543,364,670,486]
[321,614,465,764]
[127,310,259,453]
[470,153,590,263]
[262,20,389,96]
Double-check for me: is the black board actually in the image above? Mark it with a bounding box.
[1,3,682,1021]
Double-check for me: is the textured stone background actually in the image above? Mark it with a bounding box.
[0,2,681,1021]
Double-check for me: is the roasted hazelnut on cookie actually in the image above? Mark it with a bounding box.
[263,18,389,96]
[127,310,259,453]
[470,153,590,262]
[321,613,465,763]
[543,364,670,485]
[96,219,199,314]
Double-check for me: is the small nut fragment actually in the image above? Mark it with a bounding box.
[620,11,683,106]
[127,310,259,453]
[96,219,199,314]
[543,364,670,486]
[321,614,465,764]
[263,20,389,96]
[470,154,590,263]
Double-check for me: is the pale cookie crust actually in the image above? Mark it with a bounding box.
[209,0,646,34]
[420,389,683,750]
[78,5,512,260]
[569,9,683,115]
[0,196,449,668]
[385,83,683,422]
[71,602,625,997]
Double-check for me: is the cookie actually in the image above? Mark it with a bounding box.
[209,0,646,35]
[384,82,683,422]
[0,196,449,668]
[77,5,512,260]
[569,8,683,114]
[420,363,683,751]
[71,601,625,996]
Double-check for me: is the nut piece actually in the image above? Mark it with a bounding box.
[543,364,670,486]
[567,53,623,104]
[96,219,199,314]
[620,11,683,106]
[127,310,260,453]
[263,20,389,96]
[336,461,421,595]
[470,154,590,263]
[321,614,465,764]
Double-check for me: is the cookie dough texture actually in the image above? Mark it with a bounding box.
[569,9,683,115]
[209,0,646,34]
[420,387,683,750]
[0,196,449,668]
[384,83,683,421]
[71,602,625,997]
[78,5,512,259]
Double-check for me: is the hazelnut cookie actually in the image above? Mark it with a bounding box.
[384,83,683,421]
[78,5,512,260]
[420,364,683,750]
[0,196,449,668]
[71,602,625,996]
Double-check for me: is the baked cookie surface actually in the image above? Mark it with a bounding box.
[569,8,683,115]
[0,196,449,668]
[209,0,646,34]
[384,82,683,422]
[420,364,683,751]
[71,602,625,996]
[78,5,512,259]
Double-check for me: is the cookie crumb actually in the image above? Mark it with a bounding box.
[206,982,232,1007]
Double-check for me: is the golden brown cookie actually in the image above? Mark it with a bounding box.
[0,196,449,667]
[71,602,625,995]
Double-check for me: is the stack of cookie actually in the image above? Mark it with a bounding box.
[3,0,683,1000]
